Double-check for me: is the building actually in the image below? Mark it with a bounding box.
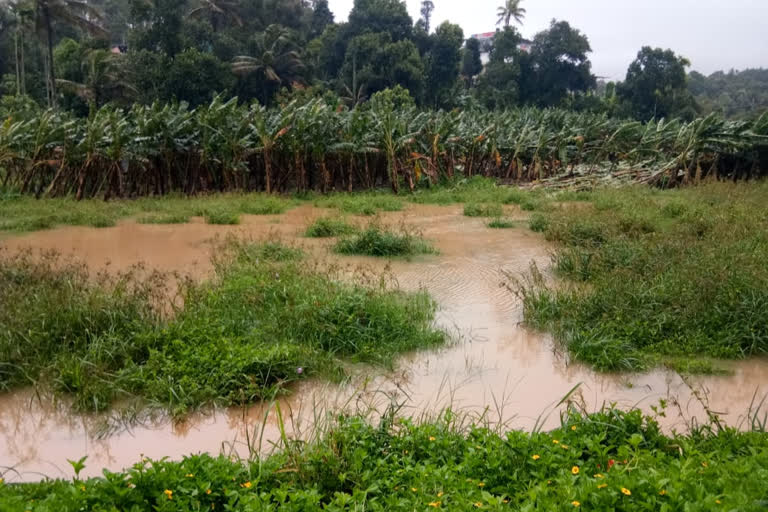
[470,32,532,64]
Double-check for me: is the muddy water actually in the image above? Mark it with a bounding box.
[1,204,767,482]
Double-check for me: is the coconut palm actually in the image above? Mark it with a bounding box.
[496,0,526,28]
[188,0,243,32]
[15,0,107,107]
[231,24,304,84]
[56,49,136,109]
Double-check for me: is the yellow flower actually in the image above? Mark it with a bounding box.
[561,444,569,450]
[502,499,509,504]
[241,481,252,489]
[659,490,667,496]
[552,439,560,444]
[478,482,485,487]
[0,478,3,485]
[164,489,173,500]
[594,473,604,478]
[474,503,483,508]
[621,487,631,496]
[571,425,577,431]
[428,502,441,508]
[702,462,709,468]
[80,485,86,492]
[411,488,418,492]
[437,492,444,498]
[185,473,194,478]
[572,466,580,475]
[716,500,722,505]
[572,501,580,507]
[429,436,436,441]
[532,454,541,460]
[597,483,608,489]
[394,486,399,491]
[206,489,212,495]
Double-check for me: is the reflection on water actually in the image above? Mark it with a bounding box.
[1,204,766,481]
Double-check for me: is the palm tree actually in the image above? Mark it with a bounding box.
[15,0,107,108]
[496,0,526,28]
[188,0,243,32]
[56,49,136,109]
[231,24,304,84]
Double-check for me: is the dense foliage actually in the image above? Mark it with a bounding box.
[0,239,444,414]
[2,408,767,510]
[2,96,767,198]
[521,183,768,373]
[689,68,768,120]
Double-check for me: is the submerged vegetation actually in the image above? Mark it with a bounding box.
[2,407,767,510]
[1,98,767,199]
[0,241,444,415]
[305,217,358,238]
[519,183,768,373]
[334,224,437,258]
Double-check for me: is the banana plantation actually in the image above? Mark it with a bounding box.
[2,96,767,199]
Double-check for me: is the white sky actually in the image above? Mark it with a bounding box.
[326,0,768,80]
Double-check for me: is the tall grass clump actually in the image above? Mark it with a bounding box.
[518,183,768,373]
[463,203,504,218]
[334,224,437,258]
[3,407,767,509]
[0,242,444,415]
[315,193,404,215]
[305,217,358,238]
[487,218,518,229]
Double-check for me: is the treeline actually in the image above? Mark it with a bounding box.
[2,91,766,199]
[688,69,768,120]
[1,0,757,122]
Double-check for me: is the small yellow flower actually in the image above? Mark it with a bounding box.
[561,444,569,450]
[428,502,441,508]
[572,501,581,507]
[241,481,252,489]
[185,473,194,478]
[394,486,399,491]
[597,483,608,489]
[211,504,215,510]
[164,489,173,500]
[429,436,436,441]
[547,480,552,485]
[532,454,541,460]
[502,499,509,504]
[80,485,86,492]
[621,487,631,496]
[411,488,418,492]
[404,450,409,454]
[437,492,444,498]
[552,439,560,444]
[206,489,212,495]
[701,462,709,468]
[715,499,722,504]
[594,473,604,478]
[571,425,577,431]
[478,482,485,487]
[0,478,4,485]
[474,503,483,508]
[572,466,580,475]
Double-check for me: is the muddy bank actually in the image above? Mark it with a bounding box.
[1,204,766,481]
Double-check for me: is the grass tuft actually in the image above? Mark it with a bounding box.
[204,210,240,225]
[305,217,358,238]
[463,203,504,218]
[137,213,190,225]
[486,218,519,229]
[334,224,437,258]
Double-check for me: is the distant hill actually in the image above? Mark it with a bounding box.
[689,68,768,119]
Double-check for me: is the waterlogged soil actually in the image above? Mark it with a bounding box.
[1,204,767,481]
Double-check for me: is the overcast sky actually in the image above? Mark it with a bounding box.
[326,0,768,80]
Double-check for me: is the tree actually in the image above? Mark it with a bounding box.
[20,0,107,107]
[129,0,187,57]
[187,0,243,33]
[617,46,694,121]
[232,24,304,103]
[424,21,463,108]
[347,0,412,42]
[461,37,483,85]
[475,27,523,109]
[310,0,334,38]
[521,20,596,107]
[419,0,434,33]
[166,48,233,106]
[496,0,525,28]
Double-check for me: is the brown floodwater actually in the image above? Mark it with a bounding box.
[1,204,767,482]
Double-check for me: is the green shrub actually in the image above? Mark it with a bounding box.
[486,218,518,229]
[305,217,358,238]
[204,210,240,225]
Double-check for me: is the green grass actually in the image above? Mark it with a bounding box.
[305,217,358,238]
[204,209,240,225]
[315,192,404,216]
[0,241,444,415]
[2,407,767,510]
[464,203,504,218]
[0,194,298,233]
[486,218,519,229]
[334,224,437,258]
[518,183,768,373]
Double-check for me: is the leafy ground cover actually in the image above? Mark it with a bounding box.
[334,224,437,258]
[1,408,766,511]
[0,241,444,415]
[519,182,768,373]
[0,194,298,233]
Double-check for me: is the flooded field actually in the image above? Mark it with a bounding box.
[1,204,766,481]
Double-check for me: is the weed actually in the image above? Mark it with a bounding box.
[463,203,504,218]
[137,213,190,225]
[486,218,518,229]
[334,224,437,258]
[305,217,358,238]
[204,210,240,225]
